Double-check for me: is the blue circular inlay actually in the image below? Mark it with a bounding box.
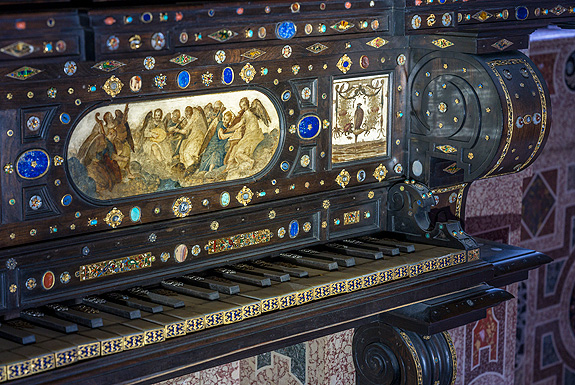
[281,161,290,171]
[16,149,50,180]
[289,220,299,238]
[141,12,152,22]
[60,113,70,124]
[282,90,291,101]
[130,207,141,222]
[222,67,234,85]
[516,6,529,20]
[276,21,297,40]
[297,115,321,140]
[177,71,190,89]
[61,194,72,206]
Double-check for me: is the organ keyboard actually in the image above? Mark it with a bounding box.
[0,232,550,384]
[0,234,546,384]
[0,0,565,383]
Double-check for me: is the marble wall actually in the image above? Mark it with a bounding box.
[457,173,525,385]
[514,29,575,385]
[157,329,356,385]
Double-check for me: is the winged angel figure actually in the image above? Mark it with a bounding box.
[223,97,271,171]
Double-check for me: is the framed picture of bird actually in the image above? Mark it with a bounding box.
[331,74,390,164]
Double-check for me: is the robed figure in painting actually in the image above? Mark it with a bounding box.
[198,110,234,173]
[141,108,171,169]
[76,111,123,194]
[113,105,135,179]
[180,107,209,174]
[225,97,271,171]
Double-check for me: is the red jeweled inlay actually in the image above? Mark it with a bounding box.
[42,271,55,290]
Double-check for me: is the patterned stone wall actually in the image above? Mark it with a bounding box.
[452,172,526,385]
[157,329,355,385]
[515,29,575,385]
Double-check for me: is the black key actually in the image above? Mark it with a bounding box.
[296,248,356,267]
[44,304,103,328]
[340,238,400,256]
[20,310,78,334]
[324,242,385,259]
[253,260,309,278]
[161,280,219,300]
[233,263,291,282]
[0,323,35,344]
[213,268,271,287]
[127,287,185,308]
[81,297,141,319]
[357,236,415,253]
[180,275,240,295]
[104,292,163,314]
[277,253,338,271]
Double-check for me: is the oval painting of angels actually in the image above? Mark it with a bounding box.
[67,90,280,200]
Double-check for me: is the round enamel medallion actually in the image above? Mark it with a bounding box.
[276,21,297,40]
[297,115,321,140]
[16,149,50,180]
[151,32,166,50]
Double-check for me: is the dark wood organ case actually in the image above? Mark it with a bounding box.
[0,0,565,383]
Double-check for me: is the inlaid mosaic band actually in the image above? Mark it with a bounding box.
[78,252,154,281]
[205,229,273,254]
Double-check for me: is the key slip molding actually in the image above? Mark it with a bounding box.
[0,0,564,383]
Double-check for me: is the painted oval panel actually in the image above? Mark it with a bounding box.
[68,90,280,200]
